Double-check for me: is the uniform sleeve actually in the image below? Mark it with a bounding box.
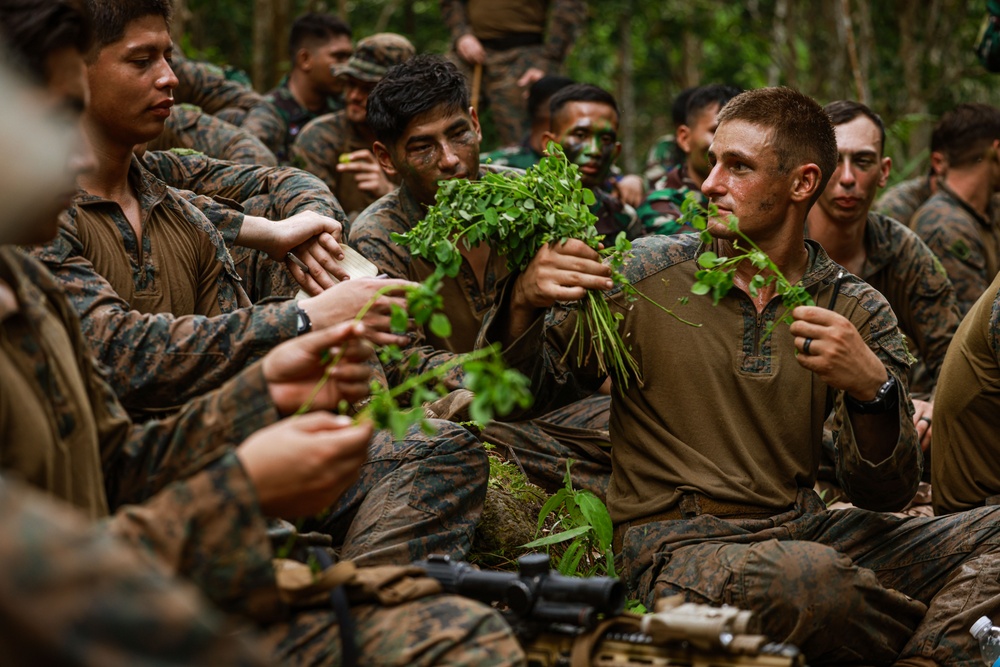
[440,0,473,43]
[0,476,271,667]
[29,218,299,411]
[544,0,586,64]
[198,114,278,167]
[173,56,264,116]
[831,290,922,512]
[913,204,990,317]
[291,117,341,197]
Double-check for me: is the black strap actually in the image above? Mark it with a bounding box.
[312,548,358,667]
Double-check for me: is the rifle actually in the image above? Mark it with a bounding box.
[415,553,805,667]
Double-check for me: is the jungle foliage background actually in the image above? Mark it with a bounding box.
[174,0,1000,183]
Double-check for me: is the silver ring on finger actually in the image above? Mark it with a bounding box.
[803,337,813,355]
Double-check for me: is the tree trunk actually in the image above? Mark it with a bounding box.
[171,0,190,45]
[838,0,867,105]
[767,0,789,86]
[272,0,292,86]
[679,29,701,89]
[252,0,273,92]
[375,0,401,33]
[617,6,637,174]
[855,0,875,105]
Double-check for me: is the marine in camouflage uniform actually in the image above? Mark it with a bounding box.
[480,142,542,169]
[292,34,415,219]
[635,163,702,235]
[874,174,934,228]
[640,132,678,188]
[261,76,344,164]
[441,0,585,147]
[139,147,345,301]
[352,168,613,499]
[171,51,284,154]
[0,245,524,667]
[147,103,278,166]
[912,184,1000,316]
[0,475,268,666]
[480,87,1000,665]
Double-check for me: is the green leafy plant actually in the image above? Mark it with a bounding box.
[680,194,814,339]
[297,269,532,438]
[392,143,649,387]
[521,460,616,578]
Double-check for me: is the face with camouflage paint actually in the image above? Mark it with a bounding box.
[373,103,482,207]
[544,101,620,189]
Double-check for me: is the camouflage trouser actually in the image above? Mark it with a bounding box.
[481,394,612,500]
[622,487,1000,666]
[261,594,525,666]
[234,194,309,302]
[452,45,551,148]
[307,420,488,565]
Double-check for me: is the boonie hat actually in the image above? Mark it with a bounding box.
[333,33,415,83]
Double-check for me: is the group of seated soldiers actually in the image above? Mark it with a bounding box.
[3,1,1000,666]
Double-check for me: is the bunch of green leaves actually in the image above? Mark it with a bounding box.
[391,143,642,387]
[297,268,532,439]
[680,194,814,339]
[521,460,616,578]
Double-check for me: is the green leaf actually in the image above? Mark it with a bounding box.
[582,188,596,206]
[521,525,592,549]
[697,251,719,268]
[577,492,614,549]
[537,489,569,531]
[429,312,452,338]
[389,304,408,333]
[690,282,712,296]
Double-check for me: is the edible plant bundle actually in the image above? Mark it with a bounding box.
[680,195,815,338]
[391,143,643,387]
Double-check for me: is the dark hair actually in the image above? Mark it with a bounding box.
[671,86,699,128]
[288,12,351,61]
[83,0,170,53]
[367,54,469,146]
[685,84,742,126]
[931,103,1000,168]
[527,75,574,121]
[717,87,838,203]
[824,100,886,155]
[0,0,92,82]
[548,83,619,127]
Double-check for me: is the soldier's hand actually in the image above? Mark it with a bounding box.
[517,67,545,90]
[789,306,889,401]
[299,277,415,347]
[613,174,645,208]
[336,150,395,198]
[237,413,372,518]
[456,34,485,64]
[513,239,612,312]
[913,398,933,453]
[262,321,373,415]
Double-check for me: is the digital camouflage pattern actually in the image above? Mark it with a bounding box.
[262,77,345,164]
[641,132,679,189]
[636,163,702,236]
[873,175,933,228]
[351,172,612,497]
[441,0,585,147]
[26,158,300,415]
[292,111,385,219]
[480,143,543,170]
[0,475,269,667]
[621,488,1000,666]
[0,249,525,667]
[140,148,347,300]
[334,32,415,83]
[148,103,278,166]
[912,185,1000,316]
[480,235,920,524]
[932,271,1000,514]
[171,52,284,151]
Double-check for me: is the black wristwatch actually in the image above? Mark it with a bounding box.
[295,305,312,336]
[844,376,898,415]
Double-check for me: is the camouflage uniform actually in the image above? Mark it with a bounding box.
[912,184,1000,316]
[0,247,525,667]
[148,103,278,166]
[262,76,345,164]
[0,475,268,666]
[171,52,285,153]
[480,233,1000,665]
[139,148,346,301]
[480,142,542,170]
[641,132,679,189]
[441,0,585,147]
[931,270,1000,515]
[635,164,702,236]
[592,186,643,241]
[874,175,933,228]
[351,170,612,498]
